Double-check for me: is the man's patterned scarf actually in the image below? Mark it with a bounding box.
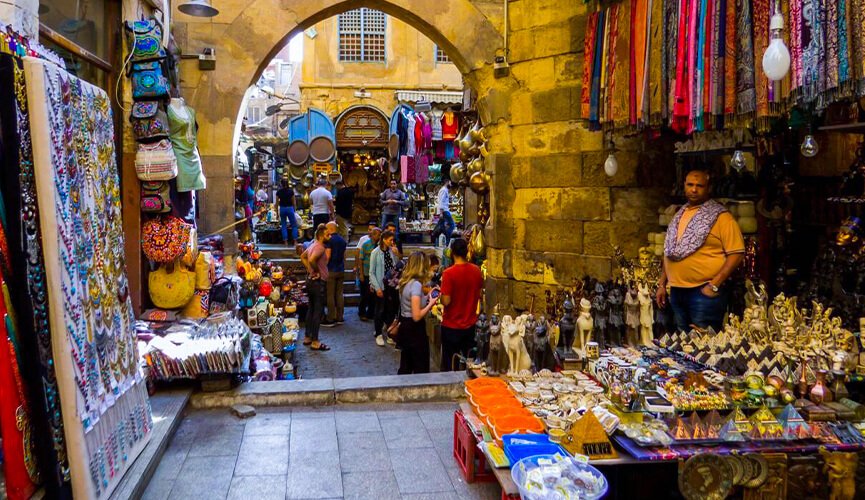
[664,199,728,261]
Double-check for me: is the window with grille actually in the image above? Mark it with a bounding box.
[338,9,386,62]
[435,46,452,64]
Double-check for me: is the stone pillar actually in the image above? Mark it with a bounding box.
[0,0,38,38]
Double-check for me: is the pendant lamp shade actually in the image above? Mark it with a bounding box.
[178,0,219,17]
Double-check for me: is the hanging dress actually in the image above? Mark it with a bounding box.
[167,101,207,192]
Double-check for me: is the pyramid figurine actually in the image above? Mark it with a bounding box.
[704,410,724,439]
[719,418,747,442]
[777,404,810,440]
[730,407,753,434]
[687,412,707,439]
[562,411,618,459]
[749,405,783,440]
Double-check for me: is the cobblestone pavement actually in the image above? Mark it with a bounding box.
[142,403,500,500]
[295,307,404,379]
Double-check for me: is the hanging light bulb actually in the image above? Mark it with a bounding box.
[604,153,618,177]
[800,134,819,157]
[730,150,747,171]
[762,10,791,81]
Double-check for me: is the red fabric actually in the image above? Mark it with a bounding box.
[440,263,483,329]
[0,271,36,500]
[414,116,423,155]
[441,113,458,140]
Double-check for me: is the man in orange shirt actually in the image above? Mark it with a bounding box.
[656,169,744,332]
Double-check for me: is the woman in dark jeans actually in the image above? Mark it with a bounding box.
[396,252,438,374]
[370,230,401,346]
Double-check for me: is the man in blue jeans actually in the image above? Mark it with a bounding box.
[379,179,407,236]
[656,169,744,332]
[276,179,298,245]
[432,182,456,247]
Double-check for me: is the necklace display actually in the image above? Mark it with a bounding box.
[26,58,152,498]
[12,58,70,482]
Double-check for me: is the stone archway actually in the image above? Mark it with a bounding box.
[172,0,512,246]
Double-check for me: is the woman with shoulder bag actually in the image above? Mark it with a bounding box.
[370,230,401,347]
[395,252,438,374]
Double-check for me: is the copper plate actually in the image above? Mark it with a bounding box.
[388,134,399,159]
[289,164,307,180]
[726,455,745,486]
[679,453,734,500]
[743,454,768,488]
[309,136,335,162]
[287,140,309,165]
[345,169,368,188]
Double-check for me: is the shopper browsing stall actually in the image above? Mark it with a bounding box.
[656,169,745,333]
[300,224,331,351]
[396,252,439,374]
[440,238,484,371]
[310,178,334,230]
[356,225,381,321]
[276,179,298,245]
[323,222,347,326]
[379,180,408,235]
[432,181,456,247]
[370,230,401,347]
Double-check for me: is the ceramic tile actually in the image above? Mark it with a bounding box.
[170,455,236,499]
[389,447,454,494]
[226,475,286,500]
[335,410,381,434]
[342,470,402,500]
[235,435,289,476]
[286,452,342,499]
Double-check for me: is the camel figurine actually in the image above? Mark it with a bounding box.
[501,315,531,375]
[573,298,593,354]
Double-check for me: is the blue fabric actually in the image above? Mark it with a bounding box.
[432,210,455,246]
[279,206,298,242]
[669,285,729,333]
[326,234,347,273]
[381,213,400,235]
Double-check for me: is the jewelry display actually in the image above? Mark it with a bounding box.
[24,58,151,499]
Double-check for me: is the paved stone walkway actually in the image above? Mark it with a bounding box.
[142,403,499,500]
[295,307,403,379]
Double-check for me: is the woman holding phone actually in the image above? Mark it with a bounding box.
[396,252,438,374]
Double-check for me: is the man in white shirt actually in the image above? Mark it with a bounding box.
[432,181,456,247]
[309,178,334,230]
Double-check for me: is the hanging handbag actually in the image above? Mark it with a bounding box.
[194,251,216,290]
[135,139,177,181]
[386,318,401,340]
[209,277,238,312]
[131,101,169,142]
[148,264,195,309]
[142,215,192,263]
[140,180,172,213]
[130,61,170,100]
[124,19,167,62]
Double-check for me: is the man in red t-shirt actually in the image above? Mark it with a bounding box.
[440,238,483,371]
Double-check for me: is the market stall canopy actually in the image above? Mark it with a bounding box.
[395,90,463,105]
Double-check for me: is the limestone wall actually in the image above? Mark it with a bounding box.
[168,0,670,315]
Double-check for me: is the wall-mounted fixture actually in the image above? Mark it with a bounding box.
[178,0,219,17]
[181,48,216,70]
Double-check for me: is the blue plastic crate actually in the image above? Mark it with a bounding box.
[502,433,566,464]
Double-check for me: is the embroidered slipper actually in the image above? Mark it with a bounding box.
[310,343,330,351]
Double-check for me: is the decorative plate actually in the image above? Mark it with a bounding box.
[678,453,734,500]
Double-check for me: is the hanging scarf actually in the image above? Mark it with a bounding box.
[688,0,700,130]
[604,4,619,122]
[801,0,825,104]
[853,0,865,96]
[581,12,599,120]
[590,10,606,126]
[735,0,757,117]
[664,200,729,261]
[633,0,649,123]
[649,0,666,125]
[664,0,680,123]
[753,0,771,130]
[629,0,640,124]
[599,9,612,124]
[825,0,840,93]
[790,0,803,96]
[694,0,708,130]
[613,3,633,127]
[703,0,715,128]
[724,0,737,121]
[672,0,692,132]
[711,0,725,123]
[837,0,850,86]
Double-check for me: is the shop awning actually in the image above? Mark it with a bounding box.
[395,90,463,105]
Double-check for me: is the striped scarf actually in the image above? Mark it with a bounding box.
[735,0,757,116]
[581,12,599,120]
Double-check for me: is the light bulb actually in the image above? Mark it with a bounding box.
[762,13,790,81]
[730,150,747,171]
[800,134,819,158]
[604,153,618,177]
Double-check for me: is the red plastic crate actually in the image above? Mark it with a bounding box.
[453,410,496,483]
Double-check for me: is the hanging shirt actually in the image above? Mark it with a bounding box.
[430,109,444,140]
[405,112,417,154]
[437,185,451,214]
[441,111,459,140]
[167,102,207,192]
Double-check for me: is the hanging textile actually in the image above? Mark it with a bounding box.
[853,0,865,96]
[735,0,757,119]
[752,0,771,130]
[590,10,606,127]
[23,57,152,500]
[0,52,70,494]
[801,0,825,105]
[790,0,803,96]
[711,0,725,124]
[650,0,669,125]
[664,0,680,123]
[581,11,599,121]
[672,0,692,132]
[837,0,850,88]
[605,4,621,125]
[613,3,632,128]
[632,0,649,124]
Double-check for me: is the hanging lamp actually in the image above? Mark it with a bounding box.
[178,0,219,17]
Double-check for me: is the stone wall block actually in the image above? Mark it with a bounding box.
[510,154,581,189]
[509,91,534,125]
[583,221,655,258]
[511,121,581,156]
[577,124,604,152]
[510,57,557,92]
[554,54,582,84]
[486,247,513,279]
[515,220,583,253]
[506,0,532,33]
[531,20,580,59]
[510,279,552,313]
[484,277,513,311]
[580,151,638,187]
[511,250,548,284]
[508,28,535,62]
[611,188,667,224]
[530,85,581,123]
[543,252,612,284]
[513,187,610,221]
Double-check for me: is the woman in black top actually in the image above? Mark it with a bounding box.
[276,179,298,245]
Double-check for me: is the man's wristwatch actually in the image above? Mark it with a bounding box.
[707,283,720,293]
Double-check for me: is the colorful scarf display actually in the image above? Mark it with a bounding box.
[581,0,865,131]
